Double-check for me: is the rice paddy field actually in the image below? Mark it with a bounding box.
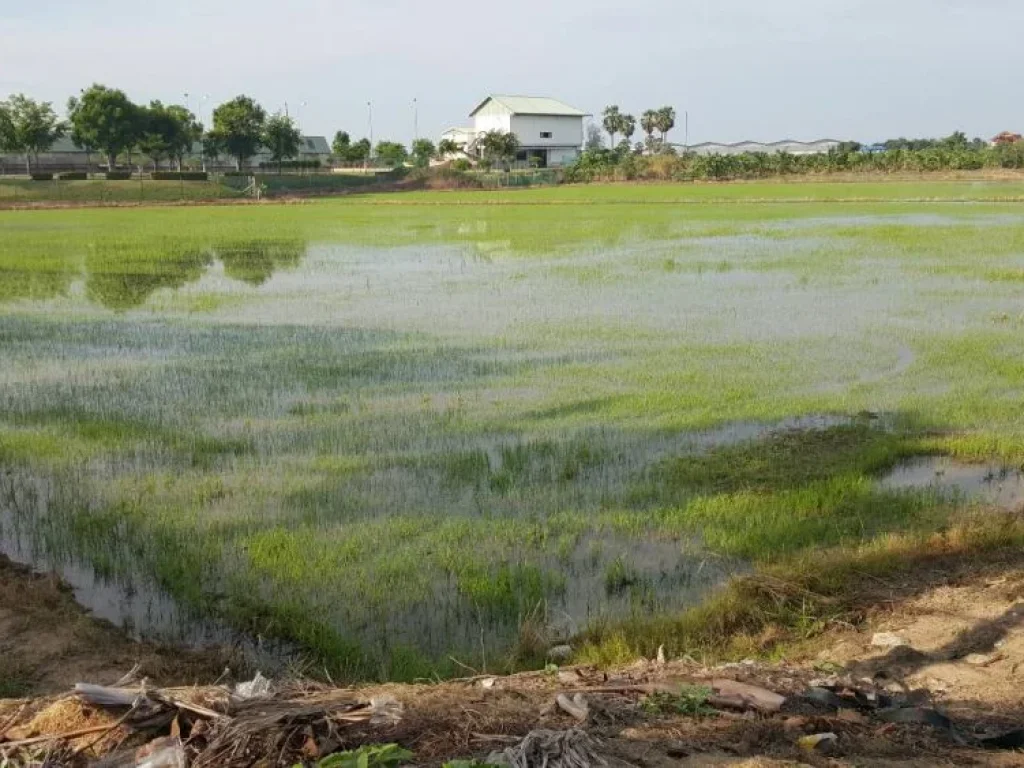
[1,180,1024,680]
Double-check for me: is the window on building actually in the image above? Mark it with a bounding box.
[540,131,553,139]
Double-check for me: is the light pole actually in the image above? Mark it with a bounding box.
[367,101,374,164]
[413,97,418,144]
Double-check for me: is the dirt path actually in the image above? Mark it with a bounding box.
[3,553,1024,765]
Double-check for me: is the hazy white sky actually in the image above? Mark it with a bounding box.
[1,0,1021,144]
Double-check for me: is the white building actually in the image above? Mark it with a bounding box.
[441,95,588,167]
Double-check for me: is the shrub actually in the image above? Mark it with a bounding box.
[451,158,471,172]
[105,171,132,180]
[29,173,54,181]
[151,171,209,181]
[57,172,87,181]
[257,159,322,170]
[222,171,252,177]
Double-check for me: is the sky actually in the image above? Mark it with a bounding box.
[1,0,1022,145]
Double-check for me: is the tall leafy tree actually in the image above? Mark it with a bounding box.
[67,85,140,170]
[602,105,622,146]
[348,138,371,162]
[436,138,459,158]
[479,130,520,169]
[1,94,66,173]
[211,95,266,171]
[0,102,16,156]
[375,140,408,167]
[136,101,177,170]
[331,130,351,157]
[167,105,202,170]
[263,113,302,173]
[411,138,436,167]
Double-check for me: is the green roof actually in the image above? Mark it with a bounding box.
[470,95,588,117]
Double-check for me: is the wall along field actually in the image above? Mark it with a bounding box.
[1,181,1023,680]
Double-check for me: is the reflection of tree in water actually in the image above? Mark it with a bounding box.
[217,239,306,286]
[0,268,74,303]
[86,247,213,311]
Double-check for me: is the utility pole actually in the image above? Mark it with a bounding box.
[367,101,374,159]
[413,97,418,143]
[684,111,689,153]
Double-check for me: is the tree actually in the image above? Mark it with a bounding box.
[67,85,140,170]
[167,105,201,170]
[211,95,266,171]
[0,94,66,173]
[620,114,636,143]
[0,103,15,155]
[348,138,371,162]
[602,105,622,146]
[263,113,301,173]
[136,101,176,170]
[640,110,658,142]
[202,131,225,168]
[479,130,520,169]
[375,140,408,167]
[331,130,351,157]
[411,138,436,167]
[437,138,459,158]
[585,123,605,151]
[655,106,676,142]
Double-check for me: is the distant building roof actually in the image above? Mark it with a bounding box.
[299,135,331,154]
[683,139,842,156]
[470,95,588,118]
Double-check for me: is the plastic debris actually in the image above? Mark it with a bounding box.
[234,671,272,700]
[555,693,589,722]
[135,737,186,768]
[798,732,838,753]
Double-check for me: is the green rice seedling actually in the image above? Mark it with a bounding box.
[2,181,1024,680]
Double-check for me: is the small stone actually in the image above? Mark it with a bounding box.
[964,653,996,666]
[784,716,811,732]
[871,632,909,649]
[837,709,868,725]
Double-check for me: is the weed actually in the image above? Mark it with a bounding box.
[641,686,716,717]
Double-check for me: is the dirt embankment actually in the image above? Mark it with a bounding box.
[4,553,1024,765]
[0,555,230,697]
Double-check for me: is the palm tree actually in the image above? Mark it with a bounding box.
[656,106,677,143]
[641,110,658,143]
[620,114,636,147]
[602,105,622,147]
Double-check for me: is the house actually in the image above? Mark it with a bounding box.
[0,135,333,172]
[685,139,842,156]
[442,95,588,167]
[992,132,1022,146]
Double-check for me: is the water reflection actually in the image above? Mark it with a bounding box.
[218,239,305,286]
[86,248,213,310]
[0,238,309,309]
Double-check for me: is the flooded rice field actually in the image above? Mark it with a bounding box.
[1,188,1023,678]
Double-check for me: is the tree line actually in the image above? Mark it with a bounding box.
[568,112,1024,182]
[0,86,445,173]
